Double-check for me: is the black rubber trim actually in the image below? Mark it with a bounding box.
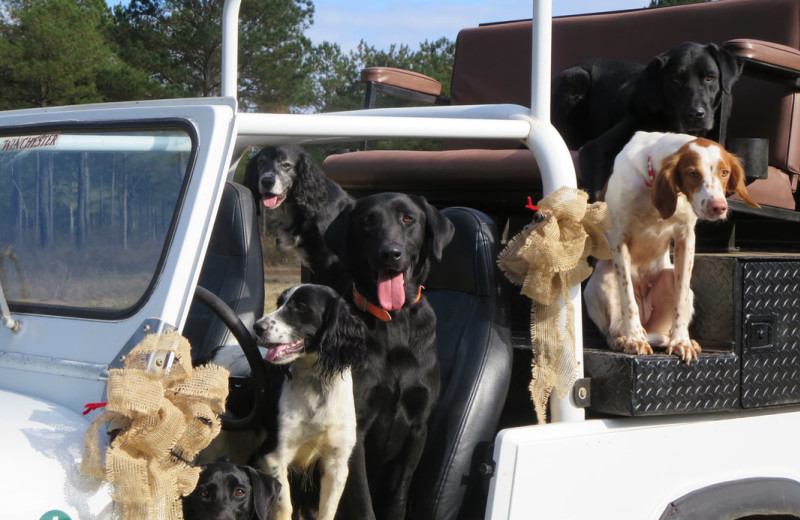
[659,477,800,519]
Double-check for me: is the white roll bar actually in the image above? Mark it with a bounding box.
[221,0,584,422]
[221,0,241,99]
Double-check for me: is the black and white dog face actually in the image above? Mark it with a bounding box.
[244,145,309,210]
[183,461,280,520]
[253,284,366,375]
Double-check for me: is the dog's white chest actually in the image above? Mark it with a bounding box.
[279,367,357,453]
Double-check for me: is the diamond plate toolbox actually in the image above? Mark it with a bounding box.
[584,253,800,416]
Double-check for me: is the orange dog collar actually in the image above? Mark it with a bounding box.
[352,284,423,322]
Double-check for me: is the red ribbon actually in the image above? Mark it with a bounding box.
[82,402,107,415]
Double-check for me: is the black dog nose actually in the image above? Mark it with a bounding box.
[253,321,267,336]
[259,176,276,190]
[688,107,706,120]
[381,245,403,262]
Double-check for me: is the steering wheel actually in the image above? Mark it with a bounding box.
[192,285,268,431]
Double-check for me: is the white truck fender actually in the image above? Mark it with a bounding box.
[1,389,114,519]
[486,408,800,519]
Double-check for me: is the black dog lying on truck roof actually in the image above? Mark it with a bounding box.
[551,41,743,198]
[243,145,353,290]
[324,192,455,520]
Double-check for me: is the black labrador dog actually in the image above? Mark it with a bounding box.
[551,41,743,198]
[183,461,281,520]
[324,192,455,520]
[243,145,353,289]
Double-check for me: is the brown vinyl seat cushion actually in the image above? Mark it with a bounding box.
[325,0,800,211]
[324,149,541,192]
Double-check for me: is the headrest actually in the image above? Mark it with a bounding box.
[425,207,498,296]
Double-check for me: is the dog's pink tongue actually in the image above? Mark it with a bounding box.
[377,271,405,311]
[262,195,278,209]
[265,345,284,362]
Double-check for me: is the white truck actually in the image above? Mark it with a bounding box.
[2,1,800,518]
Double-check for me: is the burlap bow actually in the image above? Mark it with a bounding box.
[498,187,610,423]
[82,330,229,520]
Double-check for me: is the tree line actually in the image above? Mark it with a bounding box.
[0,0,455,113]
[0,0,704,255]
[0,0,455,254]
[0,0,715,112]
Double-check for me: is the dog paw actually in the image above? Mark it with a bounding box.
[610,333,653,356]
[666,337,702,363]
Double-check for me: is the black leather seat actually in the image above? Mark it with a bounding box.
[410,207,513,520]
[184,182,264,361]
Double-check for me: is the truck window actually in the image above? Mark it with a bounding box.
[0,126,194,318]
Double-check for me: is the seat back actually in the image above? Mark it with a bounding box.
[409,207,513,520]
[184,182,264,361]
[447,0,800,181]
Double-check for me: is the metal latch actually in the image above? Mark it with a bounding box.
[0,277,20,333]
[572,378,591,408]
[746,315,775,351]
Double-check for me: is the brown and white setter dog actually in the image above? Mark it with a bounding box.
[584,131,759,362]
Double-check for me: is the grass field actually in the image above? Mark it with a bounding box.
[263,265,301,312]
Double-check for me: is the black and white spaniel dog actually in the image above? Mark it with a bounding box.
[324,192,455,520]
[243,145,353,289]
[243,283,367,520]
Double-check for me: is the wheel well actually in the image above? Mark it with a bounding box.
[659,478,800,520]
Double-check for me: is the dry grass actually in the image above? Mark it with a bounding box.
[263,265,301,312]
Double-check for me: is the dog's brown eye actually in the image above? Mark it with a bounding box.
[402,214,414,224]
[361,215,376,228]
[200,489,209,499]
[234,487,246,498]
[281,162,292,169]
[721,169,730,177]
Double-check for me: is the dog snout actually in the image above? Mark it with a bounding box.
[380,244,404,263]
[687,106,706,122]
[708,198,728,217]
[690,107,705,119]
[253,319,270,337]
[259,174,276,192]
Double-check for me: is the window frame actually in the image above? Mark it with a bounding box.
[1,119,199,320]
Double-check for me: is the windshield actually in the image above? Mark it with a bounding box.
[0,125,194,318]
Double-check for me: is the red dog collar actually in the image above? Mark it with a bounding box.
[645,155,656,188]
[352,284,423,322]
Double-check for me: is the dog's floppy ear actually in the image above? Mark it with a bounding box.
[413,195,455,263]
[725,150,760,209]
[651,152,681,220]
[244,148,263,214]
[323,204,350,263]
[632,54,667,114]
[293,148,328,212]
[708,43,743,95]
[243,465,281,520]
[313,296,367,377]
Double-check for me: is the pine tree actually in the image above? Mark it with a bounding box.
[0,0,115,108]
[111,0,317,112]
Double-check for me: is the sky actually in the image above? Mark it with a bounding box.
[105,1,651,52]
[306,0,650,52]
